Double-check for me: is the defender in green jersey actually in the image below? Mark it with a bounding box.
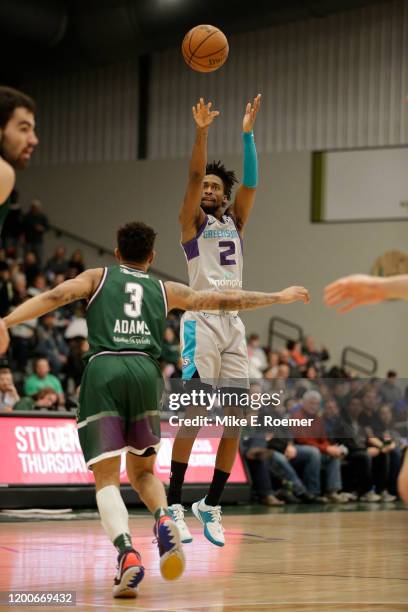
[0,87,38,236]
[1,221,309,597]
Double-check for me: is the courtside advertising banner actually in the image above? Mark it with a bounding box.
[0,416,247,486]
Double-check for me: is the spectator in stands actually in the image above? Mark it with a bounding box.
[23,199,49,265]
[359,388,381,435]
[0,367,20,411]
[46,246,69,279]
[263,351,279,379]
[2,189,23,253]
[14,387,60,411]
[11,272,28,304]
[28,273,48,297]
[286,340,308,372]
[37,313,69,375]
[278,348,301,377]
[372,403,403,496]
[0,261,14,317]
[305,365,318,380]
[322,398,340,439]
[240,436,285,506]
[302,335,329,373]
[332,380,352,410]
[22,251,40,287]
[24,357,64,405]
[247,333,268,378]
[291,390,349,502]
[334,397,396,502]
[266,402,321,503]
[379,371,402,407]
[68,249,85,276]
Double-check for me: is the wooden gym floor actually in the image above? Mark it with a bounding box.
[0,506,407,611]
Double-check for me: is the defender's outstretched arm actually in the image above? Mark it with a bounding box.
[165,281,310,312]
[2,269,103,337]
[324,274,408,313]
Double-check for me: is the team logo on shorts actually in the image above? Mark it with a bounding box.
[182,357,191,368]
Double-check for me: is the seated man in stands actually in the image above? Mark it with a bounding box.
[291,390,349,503]
[267,400,321,504]
[372,403,403,497]
[0,367,20,411]
[24,357,65,406]
[240,435,284,506]
[334,397,396,502]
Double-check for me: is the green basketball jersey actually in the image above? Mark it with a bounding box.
[0,197,10,236]
[85,264,168,363]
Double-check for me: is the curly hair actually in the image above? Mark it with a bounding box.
[205,160,238,201]
[117,221,157,263]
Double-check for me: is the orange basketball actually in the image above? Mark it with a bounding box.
[182,25,229,73]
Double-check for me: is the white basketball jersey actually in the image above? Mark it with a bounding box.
[181,213,243,311]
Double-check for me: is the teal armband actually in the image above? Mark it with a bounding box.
[242,131,258,188]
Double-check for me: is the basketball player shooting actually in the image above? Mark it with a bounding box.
[0,86,38,232]
[0,220,309,595]
[167,95,266,547]
[324,272,408,505]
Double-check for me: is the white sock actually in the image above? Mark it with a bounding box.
[96,485,130,544]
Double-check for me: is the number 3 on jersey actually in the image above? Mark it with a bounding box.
[124,282,143,318]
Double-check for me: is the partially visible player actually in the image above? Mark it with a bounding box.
[169,95,261,547]
[0,221,310,597]
[324,274,408,313]
[0,86,38,234]
[324,272,408,504]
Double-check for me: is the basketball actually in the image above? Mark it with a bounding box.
[182,24,229,73]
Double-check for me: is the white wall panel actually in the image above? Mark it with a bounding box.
[26,61,138,165]
[149,0,408,158]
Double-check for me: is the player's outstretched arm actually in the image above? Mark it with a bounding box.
[231,94,261,233]
[165,281,310,312]
[0,156,15,205]
[324,273,408,313]
[3,269,103,329]
[179,98,219,242]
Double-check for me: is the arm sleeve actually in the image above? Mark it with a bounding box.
[242,131,258,188]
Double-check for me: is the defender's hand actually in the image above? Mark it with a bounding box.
[192,98,220,129]
[243,94,261,132]
[324,274,386,313]
[279,286,310,304]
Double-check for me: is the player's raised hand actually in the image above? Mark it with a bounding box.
[0,319,10,355]
[279,286,310,304]
[324,274,386,313]
[192,98,220,129]
[243,94,261,132]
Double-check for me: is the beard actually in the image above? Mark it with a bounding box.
[0,139,30,169]
[200,201,223,216]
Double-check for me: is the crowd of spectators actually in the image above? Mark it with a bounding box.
[0,194,89,410]
[242,336,408,506]
[1,196,406,505]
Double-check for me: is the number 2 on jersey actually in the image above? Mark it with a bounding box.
[219,240,236,266]
[124,282,143,317]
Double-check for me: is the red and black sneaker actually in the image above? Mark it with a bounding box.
[112,549,144,598]
[154,515,185,581]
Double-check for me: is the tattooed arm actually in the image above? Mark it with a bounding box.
[3,268,103,329]
[165,282,310,312]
